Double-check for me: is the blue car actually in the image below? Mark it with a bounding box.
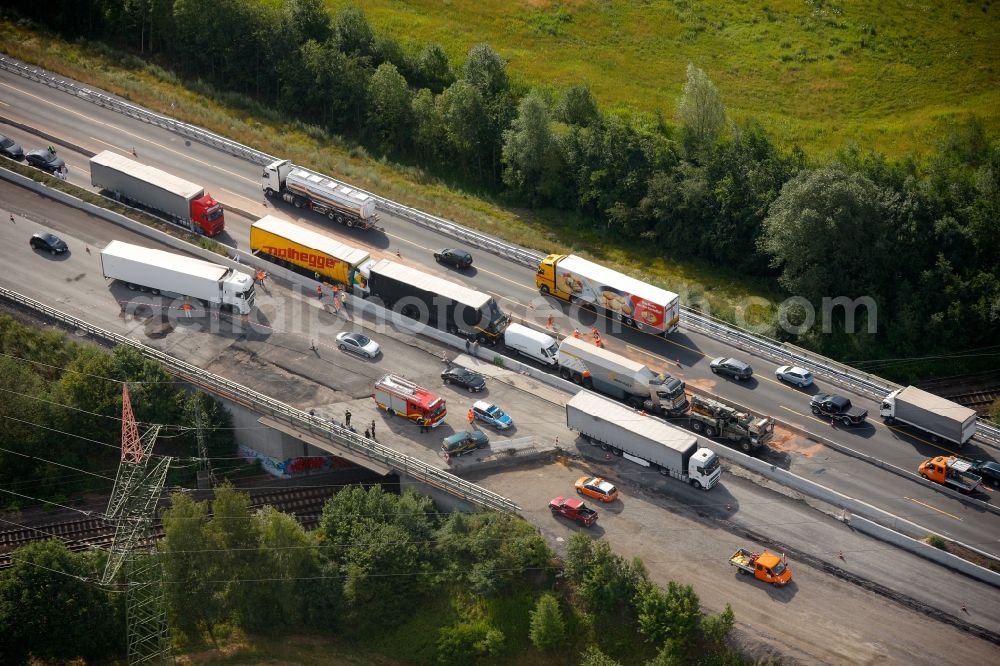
[472,400,513,430]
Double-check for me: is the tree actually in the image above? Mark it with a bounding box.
[634,580,701,650]
[566,537,647,616]
[676,63,726,150]
[367,62,412,153]
[251,506,320,632]
[463,43,509,99]
[439,80,490,175]
[332,5,375,58]
[203,484,265,631]
[700,603,735,647]
[529,593,566,650]
[557,84,601,127]
[0,540,121,665]
[758,163,894,302]
[414,43,455,93]
[411,88,446,163]
[436,619,505,665]
[282,0,332,44]
[502,89,555,202]
[580,645,624,666]
[160,493,223,641]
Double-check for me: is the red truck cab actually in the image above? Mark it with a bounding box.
[191,193,225,236]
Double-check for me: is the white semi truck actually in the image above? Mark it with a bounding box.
[880,385,978,447]
[566,390,721,490]
[556,336,688,416]
[100,241,255,314]
[261,159,380,230]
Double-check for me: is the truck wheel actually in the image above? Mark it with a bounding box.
[126,283,137,291]
[884,417,895,425]
[560,368,571,380]
[150,288,161,296]
[612,447,623,457]
[265,188,275,197]
[624,316,635,328]
[840,416,851,426]
[811,405,821,415]
[740,439,752,453]
[705,426,717,437]
[691,421,703,433]
[658,467,670,477]
[294,198,304,209]
[539,284,549,294]
[627,397,642,409]
[327,211,336,221]
[690,479,703,490]
[345,219,355,228]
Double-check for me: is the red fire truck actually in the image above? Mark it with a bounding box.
[373,374,447,427]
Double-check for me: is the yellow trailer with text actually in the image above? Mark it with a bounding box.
[250,215,371,291]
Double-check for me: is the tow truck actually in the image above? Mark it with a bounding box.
[549,496,598,527]
[918,456,982,493]
[730,548,792,586]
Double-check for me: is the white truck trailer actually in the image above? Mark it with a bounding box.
[90,150,225,237]
[261,159,380,230]
[879,385,978,447]
[100,241,255,314]
[566,390,721,490]
[557,336,688,416]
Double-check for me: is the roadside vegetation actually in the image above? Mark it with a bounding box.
[0,3,997,382]
[0,314,236,507]
[0,484,750,665]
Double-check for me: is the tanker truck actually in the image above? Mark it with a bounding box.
[90,150,225,236]
[556,335,688,416]
[261,159,380,230]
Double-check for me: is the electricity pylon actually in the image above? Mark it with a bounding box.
[102,384,172,665]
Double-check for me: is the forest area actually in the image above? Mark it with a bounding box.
[2,0,998,381]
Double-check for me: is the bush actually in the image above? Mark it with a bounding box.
[926,534,947,550]
[436,620,504,664]
[528,593,565,650]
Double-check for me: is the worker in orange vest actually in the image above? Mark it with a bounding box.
[467,408,475,426]
[572,328,581,339]
[591,326,604,347]
[546,315,554,329]
[316,285,323,299]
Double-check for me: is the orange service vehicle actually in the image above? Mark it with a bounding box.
[373,374,446,428]
[730,548,792,586]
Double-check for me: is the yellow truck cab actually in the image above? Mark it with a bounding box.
[730,548,792,586]
[535,254,562,296]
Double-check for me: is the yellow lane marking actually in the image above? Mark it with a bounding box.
[904,496,962,521]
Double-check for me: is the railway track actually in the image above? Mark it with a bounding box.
[948,389,1000,416]
[0,485,342,570]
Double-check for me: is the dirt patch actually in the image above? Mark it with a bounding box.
[685,376,719,392]
[768,428,824,457]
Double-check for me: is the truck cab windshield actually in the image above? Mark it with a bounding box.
[699,454,720,475]
[206,207,224,222]
[484,300,509,333]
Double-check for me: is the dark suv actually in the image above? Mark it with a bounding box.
[709,357,753,380]
[434,248,473,269]
[810,393,868,425]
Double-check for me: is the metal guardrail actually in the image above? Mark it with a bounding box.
[3,54,997,447]
[0,286,520,515]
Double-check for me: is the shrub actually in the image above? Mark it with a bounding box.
[528,593,565,650]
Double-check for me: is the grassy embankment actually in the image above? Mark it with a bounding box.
[338,0,1000,160]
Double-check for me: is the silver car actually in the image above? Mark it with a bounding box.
[775,365,813,387]
[335,331,380,359]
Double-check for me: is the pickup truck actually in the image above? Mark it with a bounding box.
[549,496,598,527]
[810,393,868,426]
[918,456,982,493]
[730,548,792,586]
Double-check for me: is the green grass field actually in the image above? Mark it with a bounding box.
[330,0,1000,159]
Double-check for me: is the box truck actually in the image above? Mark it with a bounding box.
[90,150,224,236]
[536,253,680,334]
[880,386,977,447]
[250,215,371,290]
[261,159,380,230]
[364,259,510,344]
[100,241,255,314]
[556,336,688,415]
[566,390,721,490]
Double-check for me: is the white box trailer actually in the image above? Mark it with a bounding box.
[100,241,255,314]
[566,390,721,490]
[880,386,978,447]
[556,336,688,415]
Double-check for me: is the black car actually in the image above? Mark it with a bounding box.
[441,366,486,392]
[25,147,66,174]
[709,356,753,380]
[434,248,473,269]
[810,393,868,425]
[971,461,1000,488]
[29,232,69,255]
[0,134,24,161]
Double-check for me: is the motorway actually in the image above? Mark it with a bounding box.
[4,61,1000,655]
[2,66,1000,558]
[1,180,999,663]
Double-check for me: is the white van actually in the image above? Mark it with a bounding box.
[503,323,559,367]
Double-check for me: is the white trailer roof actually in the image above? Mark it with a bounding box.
[559,335,649,374]
[898,386,977,423]
[102,240,229,281]
[568,390,696,453]
[252,216,370,266]
[559,254,678,306]
[91,150,203,200]
[372,259,490,310]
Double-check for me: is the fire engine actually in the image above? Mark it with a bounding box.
[373,374,447,427]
